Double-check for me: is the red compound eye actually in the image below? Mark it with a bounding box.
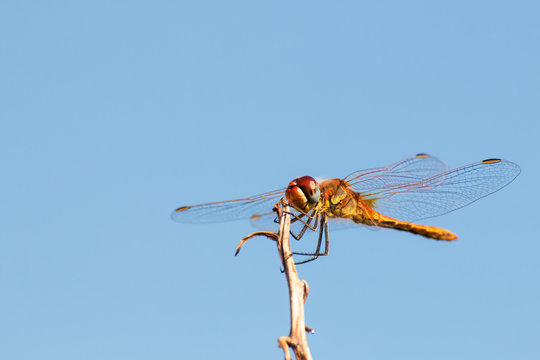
[285,176,320,209]
[295,176,320,203]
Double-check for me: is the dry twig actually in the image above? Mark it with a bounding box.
[236,200,312,360]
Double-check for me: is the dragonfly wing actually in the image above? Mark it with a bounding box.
[250,154,447,231]
[345,153,448,193]
[250,212,279,231]
[359,159,520,222]
[171,188,285,223]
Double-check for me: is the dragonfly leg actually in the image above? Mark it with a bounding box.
[292,216,329,265]
[272,209,319,240]
[290,209,318,227]
[290,212,320,241]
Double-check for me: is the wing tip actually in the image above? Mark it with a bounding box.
[171,206,192,222]
[480,158,521,177]
[482,158,502,164]
[250,214,263,221]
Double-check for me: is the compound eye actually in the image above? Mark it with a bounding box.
[295,176,320,204]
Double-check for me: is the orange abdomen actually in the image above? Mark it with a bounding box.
[355,210,457,241]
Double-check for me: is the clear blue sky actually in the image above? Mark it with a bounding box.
[1,1,539,359]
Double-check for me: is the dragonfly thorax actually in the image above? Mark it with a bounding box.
[285,176,321,210]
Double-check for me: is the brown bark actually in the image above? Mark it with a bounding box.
[236,200,313,359]
[275,200,313,360]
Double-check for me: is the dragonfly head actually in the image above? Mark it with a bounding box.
[286,176,321,210]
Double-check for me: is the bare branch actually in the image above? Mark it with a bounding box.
[235,231,277,256]
[236,200,313,359]
[275,200,313,360]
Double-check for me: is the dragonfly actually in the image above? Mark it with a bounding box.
[171,154,520,263]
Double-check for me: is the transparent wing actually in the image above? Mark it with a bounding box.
[171,188,285,223]
[350,159,520,222]
[344,153,449,192]
[250,154,450,231]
